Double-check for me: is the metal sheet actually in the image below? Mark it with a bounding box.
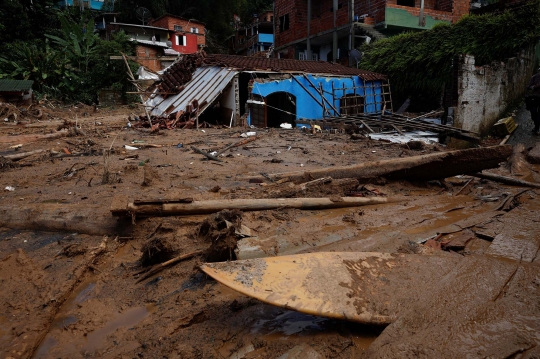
[149,66,238,116]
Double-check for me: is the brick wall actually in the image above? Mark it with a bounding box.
[451,0,469,22]
[136,45,162,72]
[355,0,390,23]
[275,0,350,49]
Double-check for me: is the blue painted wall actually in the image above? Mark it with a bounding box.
[248,74,383,126]
[258,33,274,44]
[60,0,105,10]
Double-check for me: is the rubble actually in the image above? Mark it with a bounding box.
[1,103,540,359]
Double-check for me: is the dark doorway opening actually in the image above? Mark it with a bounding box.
[239,73,251,116]
[265,92,296,128]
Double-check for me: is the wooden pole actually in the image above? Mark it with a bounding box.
[122,54,153,128]
[472,172,540,188]
[3,149,45,161]
[112,196,396,217]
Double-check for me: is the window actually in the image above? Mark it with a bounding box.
[298,52,306,60]
[176,35,186,46]
[174,25,182,31]
[191,27,199,33]
[340,95,365,115]
[279,14,289,32]
[312,53,318,61]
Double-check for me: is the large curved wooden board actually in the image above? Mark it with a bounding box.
[200,252,462,324]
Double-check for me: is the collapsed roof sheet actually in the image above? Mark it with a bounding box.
[148,66,238,117]
[204,54,386,81]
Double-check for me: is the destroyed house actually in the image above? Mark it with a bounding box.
[0,80,34,105]
[144,54,389,128]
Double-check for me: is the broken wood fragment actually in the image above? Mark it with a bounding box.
[191,146,223,162]
[299,177,333,191]
[136,250,203,283]
[3,149,46,161]
[111,196,398,217]
[245,145,512,183]
[472,172,540,188]
[215,135,263,157]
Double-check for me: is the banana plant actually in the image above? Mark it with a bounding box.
[45,13,98,73]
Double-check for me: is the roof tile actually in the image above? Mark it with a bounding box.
[204,54,386,81]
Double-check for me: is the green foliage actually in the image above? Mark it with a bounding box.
[0,21,135,103]
[0,40,78,97]
[0,0,58,44]
[360,0,540,109]
[46,13,99,73]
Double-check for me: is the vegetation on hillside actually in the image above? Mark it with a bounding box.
[0,0,272,104]
[360,0,540,111]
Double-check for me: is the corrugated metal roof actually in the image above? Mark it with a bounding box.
[0,80,34,92]
[110,22,168,31]
[133,39,170,48]
[204,54,386,81]
[149,66,238,116]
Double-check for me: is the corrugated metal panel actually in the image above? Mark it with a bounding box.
[149,66,238,116]
[0,80,34,92]
[134,39,170,48]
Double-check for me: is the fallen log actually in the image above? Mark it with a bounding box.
[3,149,46,161]
[0,203,122,235]
[0,130,69,145]
[244,145,512,183]
[472,171,540,188]
[111,196,397,217]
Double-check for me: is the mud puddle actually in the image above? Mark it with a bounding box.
[83,305,154,353]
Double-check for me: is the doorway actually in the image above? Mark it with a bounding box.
[265,92,296,127]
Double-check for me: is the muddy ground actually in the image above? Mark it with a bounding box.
[1,102,539,358]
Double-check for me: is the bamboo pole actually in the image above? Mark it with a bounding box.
[122,54,153,128]
[112,196,396,217]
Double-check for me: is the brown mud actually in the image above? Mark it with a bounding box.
[0,104,539,358]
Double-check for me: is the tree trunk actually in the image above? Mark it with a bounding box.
[244,145,513,183]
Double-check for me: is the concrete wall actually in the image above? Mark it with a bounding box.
[248,74,383,125]
[454,52,534,134]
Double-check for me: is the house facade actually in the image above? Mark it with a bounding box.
[230,10,274,57]
[274,0,469,63]
[149,15,206,54]
[145,54,389,128]
[60,0,105,10]
[108,23,176,71]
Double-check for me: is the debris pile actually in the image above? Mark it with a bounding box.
[198,209,243,262]
[155,52,207,95]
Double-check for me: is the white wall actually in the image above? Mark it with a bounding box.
[455,50,534,134]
